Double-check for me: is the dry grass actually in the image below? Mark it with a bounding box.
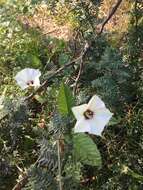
[98,0,132,33]
[20,1,132,44]
[20,4,73,41]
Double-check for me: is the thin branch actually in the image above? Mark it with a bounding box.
[57,139,63,190]
[73,60,84,95]
[98,0,123,35]
[12,173,28,190]
[80,0,95,32]
[24,58,78,101]
[25,42,90,101]
[43,29,59,35]
[74,42,89,95]
[12,155,42,190]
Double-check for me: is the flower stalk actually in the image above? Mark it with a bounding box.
[57,139,63,190]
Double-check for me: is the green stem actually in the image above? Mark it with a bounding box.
[122,165,143,182]
[128,168,143,182]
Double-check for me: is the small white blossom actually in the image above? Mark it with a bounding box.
[14,68,41,90]
[72,95,113,136]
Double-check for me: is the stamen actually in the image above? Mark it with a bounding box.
[27,80,34,86]
[83,109,94,119]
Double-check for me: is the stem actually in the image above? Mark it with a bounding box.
[57,139,63,190]
[25,42,89,101]
[98,0,123,35]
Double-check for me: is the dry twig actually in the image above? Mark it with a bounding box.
[98,0,123,35]
[74,42,89,95]
[12,173,28,190]
[25,42,90,101]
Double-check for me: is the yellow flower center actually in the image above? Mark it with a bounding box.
[83,109,94,119]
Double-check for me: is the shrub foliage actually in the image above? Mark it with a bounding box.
[0,0,143,190]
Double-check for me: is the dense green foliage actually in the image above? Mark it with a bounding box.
[0,0,143,190]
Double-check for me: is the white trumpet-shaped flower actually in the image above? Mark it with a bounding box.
[14,68,41,90]
[72,95,113,136]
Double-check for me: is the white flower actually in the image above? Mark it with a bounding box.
[72,95,113,136]
[14,68,41,90]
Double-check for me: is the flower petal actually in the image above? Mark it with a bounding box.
[72,104,87,120]
[15,69,29,84]
[16,80,28,90]
[28,68,41,79]
[14,68,41,90]
[89,108,113,136]
[74,117,91,133]
[33,77,40,87]
[87,95,105,112]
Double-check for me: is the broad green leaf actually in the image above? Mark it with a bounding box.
[73,133,102,167]
[58,83,74,115]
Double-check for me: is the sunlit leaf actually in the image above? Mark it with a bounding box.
[58,82,74,115]
[73,133,102,167]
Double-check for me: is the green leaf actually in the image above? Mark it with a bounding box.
[59,53,70,65]
[58,83,74,115]
[73,133,102,167]
[23,135,35,151]
[107,116,122,126]
[29,54,42,68]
